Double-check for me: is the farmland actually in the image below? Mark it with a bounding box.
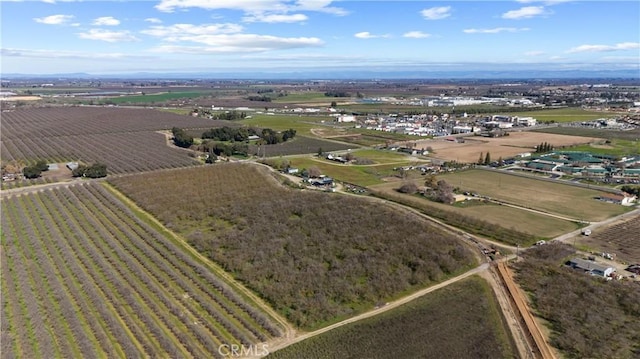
[0,107,221,173]
[268,276,517,359]
[0,183,283,358]
[102,91,215,105]
[533,126,640,141]
[369,183,559,246]
[437,169,630,221]
[576,214,640,263]
[414,131,601,163]
[109,163,478,330]
[248,136,353,157]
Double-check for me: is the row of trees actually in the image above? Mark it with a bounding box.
[201,126,297,145]
[536,142,554,153]
[171,127,194,148]
[477,152,492,165]
[72,163,108,178]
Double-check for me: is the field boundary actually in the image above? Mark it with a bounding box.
[495,261,556,359]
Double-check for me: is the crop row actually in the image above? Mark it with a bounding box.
[0,183,283,358]
[1,131,199,173]
[0,107,217,139]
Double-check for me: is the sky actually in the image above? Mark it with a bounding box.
[1,0,639,75]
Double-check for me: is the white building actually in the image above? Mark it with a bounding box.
[516,117,537,126]
[337,115,356,122]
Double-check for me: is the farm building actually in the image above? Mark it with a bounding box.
[567,258,615,278]
[596,193,637,206]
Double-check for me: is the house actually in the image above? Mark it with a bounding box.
[567,258,615,278]
[66,162,79,171]
[286,168,299,174]
[337,115,356,123]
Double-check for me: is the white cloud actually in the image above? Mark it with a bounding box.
[354,32,390,39]
[141,23,244,37]
[92,16,120,26]
[149,34,323,53]
[463,27,530,34]
[525,51,545,56]
[155,0,346,15]
[77,29,139,42]
[502,6,546,19]
[420,6,451,20]
[567,42,640,53]
[145,18,163,24]
[403,31,431,39]
[33,14,74,25]
[243,13,308,23]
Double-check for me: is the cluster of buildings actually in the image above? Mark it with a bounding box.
[359,95,538,108]
[524,151,640,183]
[346,113,538,137]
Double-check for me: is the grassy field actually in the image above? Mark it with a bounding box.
[239,114,332,136]
[268,276,517,359]
[562,139,640,157]
[103,91,214,104]
[496,108,612,123]
[533,126,640,142]
[287,157,417,186]
[438,169,630,221]
[369,182,578,243]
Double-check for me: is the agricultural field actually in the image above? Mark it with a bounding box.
[496,107,613,123]
[514,244,640,359]
[248,136,354,157]
[239,114,332,136]
[0,183,283,358]
[109,163,478,330]
[102,91,215,105]
[415,131,601,163]
[575,214,640,263]
[533,126,640,142]
[268,276,517,359]
[368,182,573,245]
[0,107,221,173]
[438,169,630,221]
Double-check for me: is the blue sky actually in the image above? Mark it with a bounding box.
[1,0,639,74]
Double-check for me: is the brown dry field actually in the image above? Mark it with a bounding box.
[415,131,602,163]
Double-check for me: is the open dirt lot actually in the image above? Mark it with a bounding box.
[416,131,601,163]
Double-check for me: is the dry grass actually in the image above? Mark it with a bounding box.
[415,132,602,163]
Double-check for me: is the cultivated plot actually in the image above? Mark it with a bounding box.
[0,183,283,358]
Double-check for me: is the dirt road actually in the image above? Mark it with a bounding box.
[496,261,557,359]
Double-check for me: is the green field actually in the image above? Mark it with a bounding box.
[496,108,612,123]
[103,91,213,104]
[288,157,418,186]
[533,126,640,142]
[439,169,630,221]
[268,276,517,359]
[562,139,640,157]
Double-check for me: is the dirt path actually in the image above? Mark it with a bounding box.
[480,265,536,359]
[258,263,490,357]
[496,261,557,359]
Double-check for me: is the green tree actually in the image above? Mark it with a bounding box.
[478,152,484,165]
[484,152,491,165]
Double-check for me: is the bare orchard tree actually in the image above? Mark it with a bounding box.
[436,180,454,204]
